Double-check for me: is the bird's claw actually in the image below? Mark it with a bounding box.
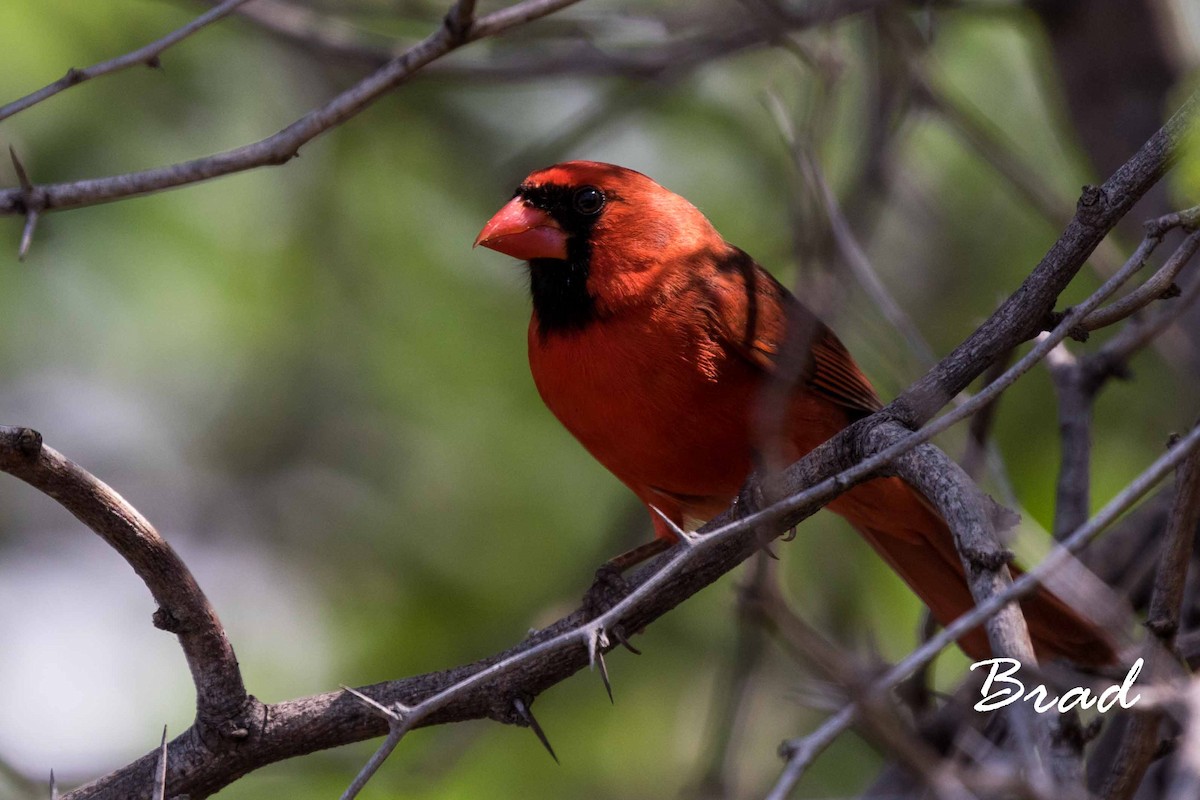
[582,563,633,618]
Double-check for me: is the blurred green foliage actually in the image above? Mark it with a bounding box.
[0,2,1197,798]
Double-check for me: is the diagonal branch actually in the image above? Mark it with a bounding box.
[0,0,258,124]
[0,427,250,735]
[0,0,584,218]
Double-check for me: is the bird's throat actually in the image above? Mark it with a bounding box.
[529,257,596,336]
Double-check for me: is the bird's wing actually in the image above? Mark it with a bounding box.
[699,246,882,418]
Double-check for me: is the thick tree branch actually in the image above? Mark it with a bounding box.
[0,427,250,735]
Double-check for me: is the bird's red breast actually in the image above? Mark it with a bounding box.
[477,160,1116,666]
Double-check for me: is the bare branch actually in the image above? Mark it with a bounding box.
[339,697,412,800]
[1097,243,1200,370]
[1046,339,1093,541]
[1147,436,1200,647]
[207,0,888,80]
[0,0,257,124]
[0,0,585,218]
[1079,221,1200,332]
[1168,678,1200,800]
[0,427,250,734]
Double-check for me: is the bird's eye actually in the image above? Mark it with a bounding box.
[572,186,605,216]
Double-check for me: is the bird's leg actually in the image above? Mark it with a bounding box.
[582,537,674,618]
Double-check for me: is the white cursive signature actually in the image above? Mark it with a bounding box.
[969,657,1143,713]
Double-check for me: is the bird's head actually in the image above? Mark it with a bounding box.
[476,161,721,331]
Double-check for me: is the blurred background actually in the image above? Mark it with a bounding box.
[1,1,1199,797]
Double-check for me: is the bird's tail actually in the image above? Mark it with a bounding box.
[828,476,1117,666]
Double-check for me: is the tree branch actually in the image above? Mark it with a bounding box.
[0,0,585,218]
[0,427,250,735]
[0,0,258,124]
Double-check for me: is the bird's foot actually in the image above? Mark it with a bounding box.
[736,477,783,559]
[582,563,633,619]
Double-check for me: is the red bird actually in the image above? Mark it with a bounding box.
[476,160,1113,665]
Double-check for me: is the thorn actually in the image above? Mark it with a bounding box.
[153,725,168,800]
[782,526,797,542]
[611,624,641,655]
[9,146,33,191]
[758,539,780,560]
[341,685,409,722]
[649,504,700,546]
[49,769,58,800]
[145,54,162,70]
[18,207,39,261]
[596,649,613,703]
[587,628,613,703]
[513,698,558,764]
[10,146,40,260]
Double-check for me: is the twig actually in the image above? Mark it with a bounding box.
[340,695,412,800]
[1046,230,1200,541]
[800,146,938,367]
[1045,338,1093,541]
[0,0,258,123]
[1097,245,1200,370]
[0,427,251,734]
[895,77,1194,425]
[1078,219,1200,332]
[8,146,39,260]
[959,349,1014,483]
[202,0,888,80]
[0,0,586,218]
[53,243,1178,797]
[1146,436,1200,647]
[1168,678,1200,800]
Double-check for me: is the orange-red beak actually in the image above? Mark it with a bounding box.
[475,198,568,261]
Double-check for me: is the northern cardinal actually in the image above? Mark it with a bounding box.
[476,160,1114,665]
